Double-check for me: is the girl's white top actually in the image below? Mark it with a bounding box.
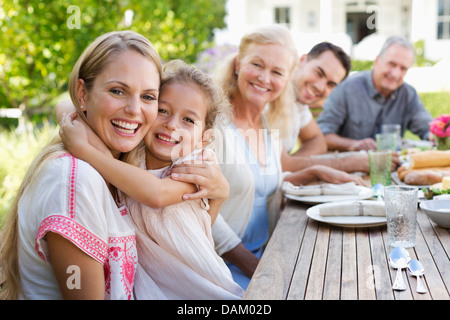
[127,147,244,299]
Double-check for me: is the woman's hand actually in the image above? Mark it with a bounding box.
[315,166,368,186]
[169,149,229,201]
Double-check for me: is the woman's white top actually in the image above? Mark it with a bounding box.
[18,154,137,300]
[211,118,286,256]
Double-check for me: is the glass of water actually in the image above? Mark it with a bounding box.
[384,186,418,248]
[368,150,392,186]
[382,124,401,151]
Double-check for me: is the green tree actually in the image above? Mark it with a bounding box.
[0,0,226,124]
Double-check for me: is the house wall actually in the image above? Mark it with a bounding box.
[218,0,450,61]
[416,0,450,61]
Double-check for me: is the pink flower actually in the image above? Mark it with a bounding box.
[441,114,450,123]
[430,114,450,138]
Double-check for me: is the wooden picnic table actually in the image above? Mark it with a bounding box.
[243,198,450,300]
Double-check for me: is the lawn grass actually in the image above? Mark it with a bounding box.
[0,122,57,225]
[404,91,450,140]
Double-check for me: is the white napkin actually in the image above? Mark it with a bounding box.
[319,201,386,217]
[282,181,359,196]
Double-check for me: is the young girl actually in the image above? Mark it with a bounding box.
[60,60,244,300]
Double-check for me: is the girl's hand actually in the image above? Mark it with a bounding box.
[59,112,90,158]
[169,149,229,201]
[59,112,111,159]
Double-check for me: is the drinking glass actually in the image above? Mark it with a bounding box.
[382,124,401,151]
[376,133,397,151]
[368,150,392,186]
[384,186,418,248]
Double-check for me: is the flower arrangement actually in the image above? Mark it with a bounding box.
[430,114,450,138]
[430,114,450,150]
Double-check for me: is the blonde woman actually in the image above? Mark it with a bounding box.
[0,30,165,300]
[0,31,164,300]
[170,25,365,289]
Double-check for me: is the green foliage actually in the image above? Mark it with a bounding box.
[351,60,373,72]
[414,40,436,67]
[419,91,450,117]
[394,92,450,141]
[0,0,226,119]
[0,123,58,225]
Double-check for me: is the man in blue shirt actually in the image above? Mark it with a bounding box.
[317,36,433,152]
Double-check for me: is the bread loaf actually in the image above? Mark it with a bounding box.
[410,150,450,169]
[398,166,450,185]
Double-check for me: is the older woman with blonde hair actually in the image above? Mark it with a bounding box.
[170,25,365,289]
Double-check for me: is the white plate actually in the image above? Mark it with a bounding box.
[306,201,387,228]
[284,186,374,204]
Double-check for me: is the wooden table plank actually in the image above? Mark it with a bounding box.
[322,226,342,300]
[341,228,358,300]
[303,223,330,300]
[410,225,435,300]
[415,209,450,299]
[243,202,307,300]
[356,228,377,300]
[369,227,395,300]
[433,225,450,258]
[286,218,319,299]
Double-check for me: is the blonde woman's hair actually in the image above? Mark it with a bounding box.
[0,31,162,300]
[214,24,298,138]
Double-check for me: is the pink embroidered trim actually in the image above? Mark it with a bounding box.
[105,236,137,299]
[119,206,128,217]
[55,153,78,219]
[57,153,72,159]
[36,215,108,264]
[67,155,77,219]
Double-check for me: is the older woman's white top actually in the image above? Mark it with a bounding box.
[211,117,286,256]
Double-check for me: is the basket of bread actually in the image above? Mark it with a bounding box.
[396,150,450,199]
